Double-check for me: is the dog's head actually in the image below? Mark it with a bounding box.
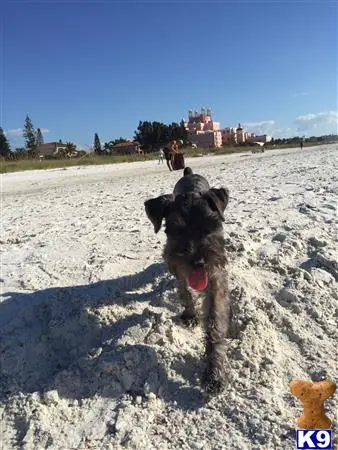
[144,187,229,289]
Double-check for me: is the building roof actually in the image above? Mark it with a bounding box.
[37,142,67,156]
[113,141,140,148]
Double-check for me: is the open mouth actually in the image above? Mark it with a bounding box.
[187,268,208,291]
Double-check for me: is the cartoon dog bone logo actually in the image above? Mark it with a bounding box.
[290,380,336,429]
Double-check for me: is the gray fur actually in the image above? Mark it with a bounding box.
[173,174,210,197]
[144,167,231,394]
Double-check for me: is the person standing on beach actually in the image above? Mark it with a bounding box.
[300,139,304,150]
[163,146,172,171]
[170,140,185,170]
[158,148,164,164]
[170,140,179,155]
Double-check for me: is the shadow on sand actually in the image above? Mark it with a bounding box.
[0,263,205,411]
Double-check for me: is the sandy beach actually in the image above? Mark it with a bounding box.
[1,144,337,449]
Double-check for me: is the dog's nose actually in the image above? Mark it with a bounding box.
[192,258,205,269]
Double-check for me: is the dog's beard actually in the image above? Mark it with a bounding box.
[163,244,211,293]
[164,229,226,285]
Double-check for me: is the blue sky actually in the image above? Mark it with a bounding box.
[2,0,337,149]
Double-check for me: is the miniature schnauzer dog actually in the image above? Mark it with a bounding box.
[144,167,230,394]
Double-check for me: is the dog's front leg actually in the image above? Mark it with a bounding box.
[202,268,230,394]
[177,279,199,327]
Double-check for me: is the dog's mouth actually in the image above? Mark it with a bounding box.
[187,268,208,291]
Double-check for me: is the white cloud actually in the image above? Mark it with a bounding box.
[292,91,312,97]
[294,111,338,135]
[243,120,275,128]
[242,120,276,136]
[5,127,50,137]
[5,128,24,137]
[242,112,338,138]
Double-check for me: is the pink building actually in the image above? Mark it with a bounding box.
[221,127,237,143]
[222,124,248,144]
[184,108,223,148]
[192,130,222,148]
[185,110,273,147]
[222,123,272,145]
[236,124,245,144]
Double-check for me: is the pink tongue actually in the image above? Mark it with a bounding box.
[187,269,208,291]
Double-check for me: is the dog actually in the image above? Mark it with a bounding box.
[144,167,230,394]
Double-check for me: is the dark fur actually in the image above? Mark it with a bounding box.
[144,168,230,394]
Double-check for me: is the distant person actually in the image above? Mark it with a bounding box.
[170,140,185,170]
[170,140,179,154]
[163,146,172,171]
[300,140,304,150]
[158,148,164,164]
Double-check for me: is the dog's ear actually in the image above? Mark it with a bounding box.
[144,194,174,233]
[203,187,229,221]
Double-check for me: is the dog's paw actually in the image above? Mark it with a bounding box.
[180,312,199,328]
[203,378,225,395]
[202,365,226,395]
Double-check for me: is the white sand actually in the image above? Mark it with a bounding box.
[1,145,337,449]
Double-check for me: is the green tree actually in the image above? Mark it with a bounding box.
[65,142,77,153]
[36,128,44,147]
[94,133,102,154]
[23,115,36,151]
[0,127,11,158]
[104,137,128,152]
[14,147,27,160]
[134,121,153,150]
[134,120,187,151]
[57,142,77,158]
